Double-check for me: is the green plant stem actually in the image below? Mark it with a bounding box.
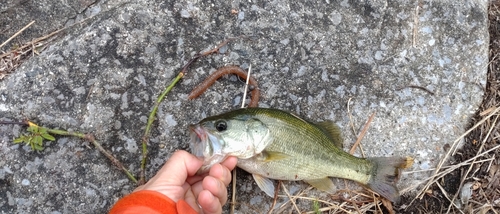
[46,128,86,138]
[45,127,138,183]
[139,72,184,184]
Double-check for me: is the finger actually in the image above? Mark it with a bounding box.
[183,184,201,213]
[133,184,144,192]
[198,190,222,214]
[190,162,233,200]
[186,174,205,185]
[208,164,232,187]
[190,180,204,200]
[202,176,228,205]
[220,156,238,171]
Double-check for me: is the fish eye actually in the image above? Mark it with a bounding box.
[215,120,227,132]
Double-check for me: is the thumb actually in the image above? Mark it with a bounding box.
[156,150,203,186]
[138,150,203,202]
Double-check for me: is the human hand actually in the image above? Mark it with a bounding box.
[134,150,237,214]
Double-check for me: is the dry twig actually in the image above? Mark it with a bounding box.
[231,65,254,214]
[349,112,376,156]
[0,21,35,49]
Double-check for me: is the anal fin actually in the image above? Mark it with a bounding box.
[252,174,275,197]
[305,177,337,194]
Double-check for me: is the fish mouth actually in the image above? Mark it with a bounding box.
[189,124,207,158]
[189,124,226,174]
[189,124,222,158]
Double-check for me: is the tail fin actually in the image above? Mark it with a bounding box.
[366,157,413,202]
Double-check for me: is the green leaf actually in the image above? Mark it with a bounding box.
[312,199,320,214]
[38,127,46,134]
[33,136,43,146]
[26,126,38,133]
[13,136,25,144]
[25,136,33,146]
[41,133,55,141]
[33,143,44,151]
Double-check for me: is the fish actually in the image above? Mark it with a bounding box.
[189,107,413,202]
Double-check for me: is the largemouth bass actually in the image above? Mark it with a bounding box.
[189,108,412,202]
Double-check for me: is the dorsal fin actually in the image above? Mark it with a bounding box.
[315,121,343,149]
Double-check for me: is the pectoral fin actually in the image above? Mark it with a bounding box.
[259,150,290,162]
[253,174,275,197]
[305,177,337,194]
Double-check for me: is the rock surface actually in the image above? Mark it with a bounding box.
[0,0,488,213]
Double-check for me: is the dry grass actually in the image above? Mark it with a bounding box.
[0,21,63,80]
[265,185,393,214]
[0,16,97,80]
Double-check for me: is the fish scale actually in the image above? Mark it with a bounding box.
[237,109,373,183]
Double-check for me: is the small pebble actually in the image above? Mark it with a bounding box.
[21,179,30,186]
[238,11,244,20]
[419,161,430,170]
[180,10,190,18]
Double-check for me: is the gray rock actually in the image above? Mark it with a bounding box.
[0,0,488,213]
[1,0,100,47]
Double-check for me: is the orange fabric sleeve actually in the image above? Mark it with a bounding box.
[109,190,198,214]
